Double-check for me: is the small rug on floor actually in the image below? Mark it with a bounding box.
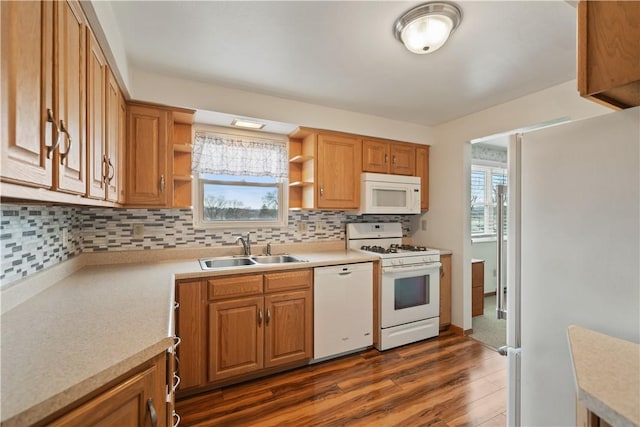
[469,295,506,350]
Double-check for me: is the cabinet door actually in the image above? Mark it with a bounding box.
[390,143,415,175]
[49,354,166,427]
[264,290,312,368]
[176,281,206,390]
[54,0,86,195]
[0,1,53,188]
[86,29,107,199]
[105,69,120,202]
[362,139,389,173]
[209,297,264,382]
[415,146,430,210]
[126,105,169,206]
[439,254,452,328]
[118,91,127,203]
[317,133,361,209]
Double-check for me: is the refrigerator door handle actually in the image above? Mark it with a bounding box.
[496,184,508,320]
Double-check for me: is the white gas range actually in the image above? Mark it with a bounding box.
[346,222,441,350]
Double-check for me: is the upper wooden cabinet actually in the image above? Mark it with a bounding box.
[415,146,430,211]
[1,0,86,195]
[578,1,640,109]
[317,133,362,209]
[288,128,361,210]
[55,0,87,195]
[125,101,194,208]
[126,103,170,206]
[1,1,54,188]
[86,28,108,200]
[363,139,415,176]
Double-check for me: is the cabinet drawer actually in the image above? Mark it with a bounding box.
[208,275,263,300]
[264,269,312,293]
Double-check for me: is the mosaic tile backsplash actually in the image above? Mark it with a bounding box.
[1,204,413,287]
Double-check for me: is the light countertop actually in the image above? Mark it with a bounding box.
[0,246,378,426]
[568,325,640,427]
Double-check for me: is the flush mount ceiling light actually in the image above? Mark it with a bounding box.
[231,118,266,130]
[393,2,462,54]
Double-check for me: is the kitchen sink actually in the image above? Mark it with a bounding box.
[199,256,257,269]
[250,255,307,264]
[199,254,307,270]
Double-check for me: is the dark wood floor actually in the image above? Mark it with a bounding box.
[176,332,507,426]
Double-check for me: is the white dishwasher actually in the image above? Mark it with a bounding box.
[313,262,373,361]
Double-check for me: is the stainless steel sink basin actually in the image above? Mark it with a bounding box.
[251,255,308,264]
[199,256,256,269]
[199,254,307,270]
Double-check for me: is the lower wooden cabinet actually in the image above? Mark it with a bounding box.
[472,260,485,317]
[176,269,313,393]
[48,352,167,427]
[439,254,452,329]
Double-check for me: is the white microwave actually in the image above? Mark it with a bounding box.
[359,173,421,214]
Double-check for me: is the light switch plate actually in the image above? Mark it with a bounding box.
[133,224,145,238]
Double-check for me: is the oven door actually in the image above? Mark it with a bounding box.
[381,263,440,328]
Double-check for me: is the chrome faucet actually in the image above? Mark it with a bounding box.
[235,233,251,256]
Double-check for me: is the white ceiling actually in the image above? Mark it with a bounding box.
[109,1,577,129]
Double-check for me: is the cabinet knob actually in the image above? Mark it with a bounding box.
[319,186,324,197]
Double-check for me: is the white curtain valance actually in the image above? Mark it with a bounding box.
[192,132,288,180]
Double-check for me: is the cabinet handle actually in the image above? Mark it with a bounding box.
[107,157,115,182]
[160,174,165,193]
[266,308,271,326]
[392,155,397,165]
[58,119,72,163]
[45,108,62,159]
[101,155,108,183]
[147,398,158,427]
[384,154,388,164]
[440,266,444,278]
[172,373,181,392]
[319,186,324,198]
[258,308,263,326]
[173,336,181,348]
[173,411,181,427]
[174,301,180,310]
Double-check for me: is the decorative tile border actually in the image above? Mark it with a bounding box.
[1,204,413,287]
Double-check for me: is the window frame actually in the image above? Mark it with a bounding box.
[191,125,289,230]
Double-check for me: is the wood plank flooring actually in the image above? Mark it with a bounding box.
[176,332,507,426]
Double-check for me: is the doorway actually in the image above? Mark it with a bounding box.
[468,136,509,350]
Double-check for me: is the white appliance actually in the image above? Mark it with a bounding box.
[346,222,440,351]
[505,107,640,426]
[360,173,421,214]
[313,262,373,361]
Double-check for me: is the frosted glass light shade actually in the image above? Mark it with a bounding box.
[394,2,462,55]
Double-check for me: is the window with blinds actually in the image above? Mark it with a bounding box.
[471,164,507,237]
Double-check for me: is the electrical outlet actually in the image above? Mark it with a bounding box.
[296,222,308,233]
[315,221,326,231]
[421,219,427,231]
[62,228,69,248]
[133,224,145,238]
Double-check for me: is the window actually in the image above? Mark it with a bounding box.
[192,130,288,228]
[471,164,507,237]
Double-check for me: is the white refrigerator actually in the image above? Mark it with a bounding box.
[505,106,640,426]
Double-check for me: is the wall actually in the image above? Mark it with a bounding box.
[471,241,497,294]
[412,80,611,331]
[0,205,413,288]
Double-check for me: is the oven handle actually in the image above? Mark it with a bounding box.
[382,262,441,274]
